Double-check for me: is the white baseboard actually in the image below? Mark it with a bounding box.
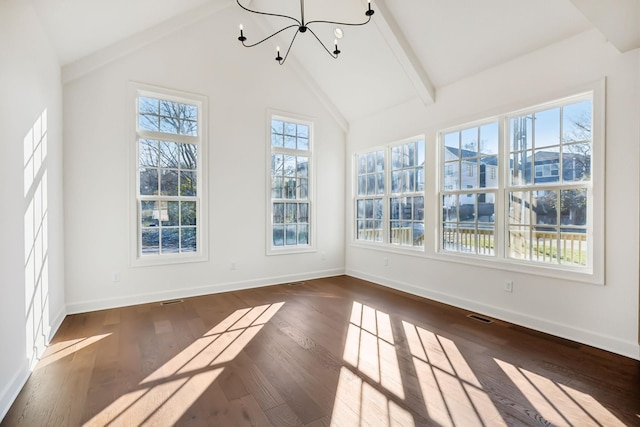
[1,302,67,421]
[0,363,30,422]
[49,305,66,342]
[66,268,345,314]
[347,269,640,361]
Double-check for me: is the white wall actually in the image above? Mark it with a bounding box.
[63,7,346,313]
[346,30,640,359]
[0,0,66,419]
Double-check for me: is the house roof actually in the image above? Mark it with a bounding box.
[445,147,498,165]
[31,0,640,124]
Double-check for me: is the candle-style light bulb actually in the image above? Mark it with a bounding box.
[366,0,374,16]
[238,24,246,42]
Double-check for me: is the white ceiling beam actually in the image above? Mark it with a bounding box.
[570,0,640,53]
[370,0,436,105]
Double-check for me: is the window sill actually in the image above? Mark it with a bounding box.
[348,242,603,285]
[131,252,208,268]
[350,240,426,258]
[431,250,603,286]
[267,246,316,256]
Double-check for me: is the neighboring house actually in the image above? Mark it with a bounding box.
[443,146,498,199]
[443,146,497,222]
[524,151,591,184]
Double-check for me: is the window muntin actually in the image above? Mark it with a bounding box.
[439,94,594,270]
[356,150,384,242]
[270,117,312,250]
[355,138,425,248]
[508,99,591,266]
[136,94,202,258]
[390,140,425,246]
[138,97,198,136]
[442,123,498,256]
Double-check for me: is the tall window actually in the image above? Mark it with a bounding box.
[269,115,312,252]
[508,98,592,266]
[133,85,206,264]
[442,122,499,255]
[356,150,384,242]
[440,93,596,272]
[355,137,425,248]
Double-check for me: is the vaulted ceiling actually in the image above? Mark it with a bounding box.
[31,0,640,124]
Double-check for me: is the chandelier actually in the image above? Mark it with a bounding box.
[236,0,375,65]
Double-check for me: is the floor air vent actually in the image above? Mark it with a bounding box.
[286,281,306,287]
[467,313,493,324]
[160,299,184,306]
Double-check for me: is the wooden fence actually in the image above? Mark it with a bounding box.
[443,228,587,264]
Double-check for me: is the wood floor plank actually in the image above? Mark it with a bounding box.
[2,276,639,427]
[232,351,285,411]
[264,403,304,427]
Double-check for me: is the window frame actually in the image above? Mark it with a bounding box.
[129,82,208,267]
[436,83,605,285]
[441,120,500,257]
[266,111,316,256]
[353,135,426,251]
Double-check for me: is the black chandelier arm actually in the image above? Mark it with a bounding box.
[305,14,373,28]
[236,0,374,64]
[240,24,299,48]
[277,29,301,65]
[236,0,301,26]
[306,27,340,59]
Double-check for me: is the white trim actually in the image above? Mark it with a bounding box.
[65,268,344,314]
[372,0,436,105]
[0,304,66,421]
[346,269,640,360]
[128,82,209,267]
[266,110,317,256]
[434,81,605,285]
[0,362,30,421]
[352,135,426,250]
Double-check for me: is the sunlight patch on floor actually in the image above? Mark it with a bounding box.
[403,321,505,427]
[495,358,625,427]
[330,366,414,427]
[36,334,111,369]
[332,302,413,426]
[85,302,284,426]
[343,301,404,399]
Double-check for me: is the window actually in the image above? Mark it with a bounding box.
[356,150,385,242]
[355,137,425,248]
[442,123,499,255]
[440,92,598,275]
[132,84,207,265]
[508,98,592,266]
[269,115,312,253]
[534,163,559,178]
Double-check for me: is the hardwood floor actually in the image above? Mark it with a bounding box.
[3,276,639,426]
